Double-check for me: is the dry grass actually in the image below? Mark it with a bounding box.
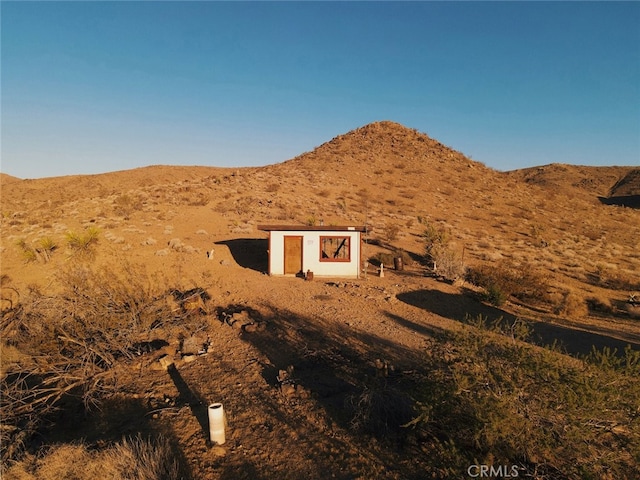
[4,436,184,480]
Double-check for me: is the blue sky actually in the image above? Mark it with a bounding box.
[2,1,639,179]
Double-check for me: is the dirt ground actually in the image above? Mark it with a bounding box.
[2,121,639,478]
[24,258,639,479]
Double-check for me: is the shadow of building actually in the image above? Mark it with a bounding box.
[215,239,268,273]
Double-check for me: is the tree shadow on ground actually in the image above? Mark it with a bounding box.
[167,363,210,443]
[241,304,429,443]
[396,289,640,356]
[215,239,268,272]
[198,303,437,479]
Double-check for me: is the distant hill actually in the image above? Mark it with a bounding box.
[505,163,635,203]
[0,173,21,185]
[603,168,640,208]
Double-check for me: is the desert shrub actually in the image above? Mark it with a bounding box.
[431,245,466,281]
[407,327,640,478]
[0,261,192,465]
[347,377,414,442]
[265,182,280,193]
[3,436,185,480]
[421,221,449,261]
[38,236,57,255]
[553,290,588,318]
[113,194,142,218]
[462,313,531,342]
[626,304,640,319]
[372,252,394,267]
[382,223,400,243]
[186,192,210,207]
[466,261,549,307]
[65,227,100,259]
[16,238,37,263]
[598,268,640,291]
[394,249,413,266]
[586,296,613,314]
[529,223,546,244]
[16,237,58,264]
[419,220,467,280]
[371,249,411,270]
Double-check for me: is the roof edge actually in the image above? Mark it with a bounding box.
[257,224,367,232]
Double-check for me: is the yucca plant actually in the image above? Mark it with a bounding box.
[65,227,100,258]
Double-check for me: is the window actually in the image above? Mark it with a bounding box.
[320,236,350,262]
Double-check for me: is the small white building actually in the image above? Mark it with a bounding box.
[257,225,366,278]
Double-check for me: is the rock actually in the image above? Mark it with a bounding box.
[211,445,226,457]
[182,335,207,355]
[158,355,174,371]
[231,319,244,330]
[277,368,291,383]
[182,354,197,363]
[231,310,251,324]
[280,383,296,396]
[243,323,257,333]
[296,384,310,399]
[157,345,178,358]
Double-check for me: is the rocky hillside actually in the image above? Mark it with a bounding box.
[2,121,638,291]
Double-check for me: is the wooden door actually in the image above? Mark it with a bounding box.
[284,236,303,275]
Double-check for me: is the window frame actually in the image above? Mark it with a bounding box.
[319,235,351,263]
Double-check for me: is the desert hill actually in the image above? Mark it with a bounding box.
[2,119,639,309]
[2,120,639,303]
[0,165,234,208]
[0,173,21,185]
[506,163,634,198]
[604,168,640,208]
[2,121,640,479]
[609,168,640,196]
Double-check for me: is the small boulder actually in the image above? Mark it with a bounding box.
[158,355,174,371]
[280,383,296,396]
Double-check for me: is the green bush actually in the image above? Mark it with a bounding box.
[466,261,548,306]
[407,324,640,478]
[421,220,449,262]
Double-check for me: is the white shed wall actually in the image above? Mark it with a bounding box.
[268,230,361,278]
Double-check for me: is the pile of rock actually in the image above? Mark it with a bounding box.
[276,365,310,399]
[219,308,267,333]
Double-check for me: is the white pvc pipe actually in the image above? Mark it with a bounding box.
[208,403,226,445]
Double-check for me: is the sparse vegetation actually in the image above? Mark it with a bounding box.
[466,261,549,307]
[16,236,57,263]
[382,223,400,243]
[407,319,640,478]
[4,435,185,480]
[553,289,589,318]
[0,261,206,465]
[420,220,465,280]
[65,227,100,258]
[113,193,142,218]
